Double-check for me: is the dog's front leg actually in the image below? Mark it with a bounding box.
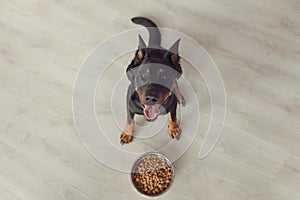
[173,81,185,106]
[168,104,180,139]
[120,112,134,144]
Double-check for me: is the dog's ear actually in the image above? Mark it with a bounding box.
[126,67,134,81]
[138,34,146,49]
[168,39,182,78]
[169,39,180,54]
[136,50,144,63]
[126,35,147,81]
[136,35,146,63]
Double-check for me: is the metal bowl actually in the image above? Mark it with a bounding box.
[131,152,175,197]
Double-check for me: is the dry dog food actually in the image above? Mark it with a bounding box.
[132,154,173,196]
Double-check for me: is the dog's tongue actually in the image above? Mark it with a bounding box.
[144,104,160,120]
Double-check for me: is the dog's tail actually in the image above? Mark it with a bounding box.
[131,17,161,47]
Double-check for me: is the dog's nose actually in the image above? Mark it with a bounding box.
[144,96,158,104]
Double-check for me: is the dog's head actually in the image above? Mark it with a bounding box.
[126,35,182,120]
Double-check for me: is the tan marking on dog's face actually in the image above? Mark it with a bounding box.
[157,90,172,105]
[136,87,145,103]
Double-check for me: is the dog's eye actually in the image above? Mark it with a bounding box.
[159,71,168,80]
[141,73,149,80]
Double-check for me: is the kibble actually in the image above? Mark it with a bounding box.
[132,154,173,196]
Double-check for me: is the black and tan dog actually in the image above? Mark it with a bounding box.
[120,17,185,144]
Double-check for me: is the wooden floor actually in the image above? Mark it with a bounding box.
[0,0,299,199]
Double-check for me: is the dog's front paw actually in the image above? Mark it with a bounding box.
[169,124,180,139]
[120,132,133,144]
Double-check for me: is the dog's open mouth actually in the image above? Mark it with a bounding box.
[143,104,160,121]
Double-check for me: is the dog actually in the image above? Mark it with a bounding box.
[120,17,185,144]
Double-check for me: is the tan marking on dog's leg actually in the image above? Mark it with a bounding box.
[168,113,180,139]
[120,116,134,145]
[125,119,134,135]
[173,81,185,106]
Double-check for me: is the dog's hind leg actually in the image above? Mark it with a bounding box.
[173,81,185,106]
[120,112,134,144]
